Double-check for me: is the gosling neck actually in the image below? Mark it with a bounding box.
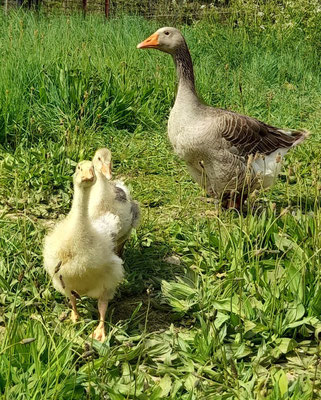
[95,171,114,198]
[70,183,91,222]
[172,43,200,107]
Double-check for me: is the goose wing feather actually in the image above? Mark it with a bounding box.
[218,110,306,157]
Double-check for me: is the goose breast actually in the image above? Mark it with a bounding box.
[168,106,222,161]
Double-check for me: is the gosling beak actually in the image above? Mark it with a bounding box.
[82,167,95,182]
[82,176,94,183]
[137,32,159,49]
[101,162,112,180]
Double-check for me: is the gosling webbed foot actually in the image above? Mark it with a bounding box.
[91,322,106,342]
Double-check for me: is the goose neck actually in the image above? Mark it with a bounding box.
[173,43,199,105]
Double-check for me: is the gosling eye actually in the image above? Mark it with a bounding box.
[98,157,101,161]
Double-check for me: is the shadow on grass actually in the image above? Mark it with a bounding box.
[287,195,321,211]
[113,241,183,331]
[111,294,175,332]
[249,194,321,216]
[112,242,183,332]
[86,241,183,332]
[122,241,182,294]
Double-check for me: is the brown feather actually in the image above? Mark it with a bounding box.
[221,111,307,157]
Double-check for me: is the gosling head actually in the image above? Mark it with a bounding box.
[137,27,186,55]
[74,160,96,188]
[92,148,112,180]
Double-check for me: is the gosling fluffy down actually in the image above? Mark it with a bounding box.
[89,148,141,254]
[43,160,124,302]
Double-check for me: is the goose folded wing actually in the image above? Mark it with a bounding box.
[220,111,303,157]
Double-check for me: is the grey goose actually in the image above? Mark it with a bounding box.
[137,27,308,208]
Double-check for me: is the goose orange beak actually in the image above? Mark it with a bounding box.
[137,33,159,49]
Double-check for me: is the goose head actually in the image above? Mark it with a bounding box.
[74,160,96,188]
[92,148,113,180]
[137,27,186,55]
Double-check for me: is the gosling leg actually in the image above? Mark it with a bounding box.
[91,296,108,342]
[70,294,80,323]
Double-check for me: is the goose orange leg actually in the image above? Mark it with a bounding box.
[227,191,241,210]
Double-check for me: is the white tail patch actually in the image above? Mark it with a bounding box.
[277,129,293,135]
[251,148,288,188]
[277,129,309,146]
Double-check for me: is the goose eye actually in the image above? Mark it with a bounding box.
[98,157,101,161]
[164,31,170,36]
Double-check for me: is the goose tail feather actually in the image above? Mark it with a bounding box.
[278,129,310,147]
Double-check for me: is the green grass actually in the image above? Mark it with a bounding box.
[1,4,321,399]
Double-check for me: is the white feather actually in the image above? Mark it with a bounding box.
[92,212,121,237]
[251,148,288,188]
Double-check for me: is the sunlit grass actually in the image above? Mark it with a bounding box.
[0,5,321,399]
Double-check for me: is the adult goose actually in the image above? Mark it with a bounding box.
[137,27,308,207]
[43,161,123,342]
